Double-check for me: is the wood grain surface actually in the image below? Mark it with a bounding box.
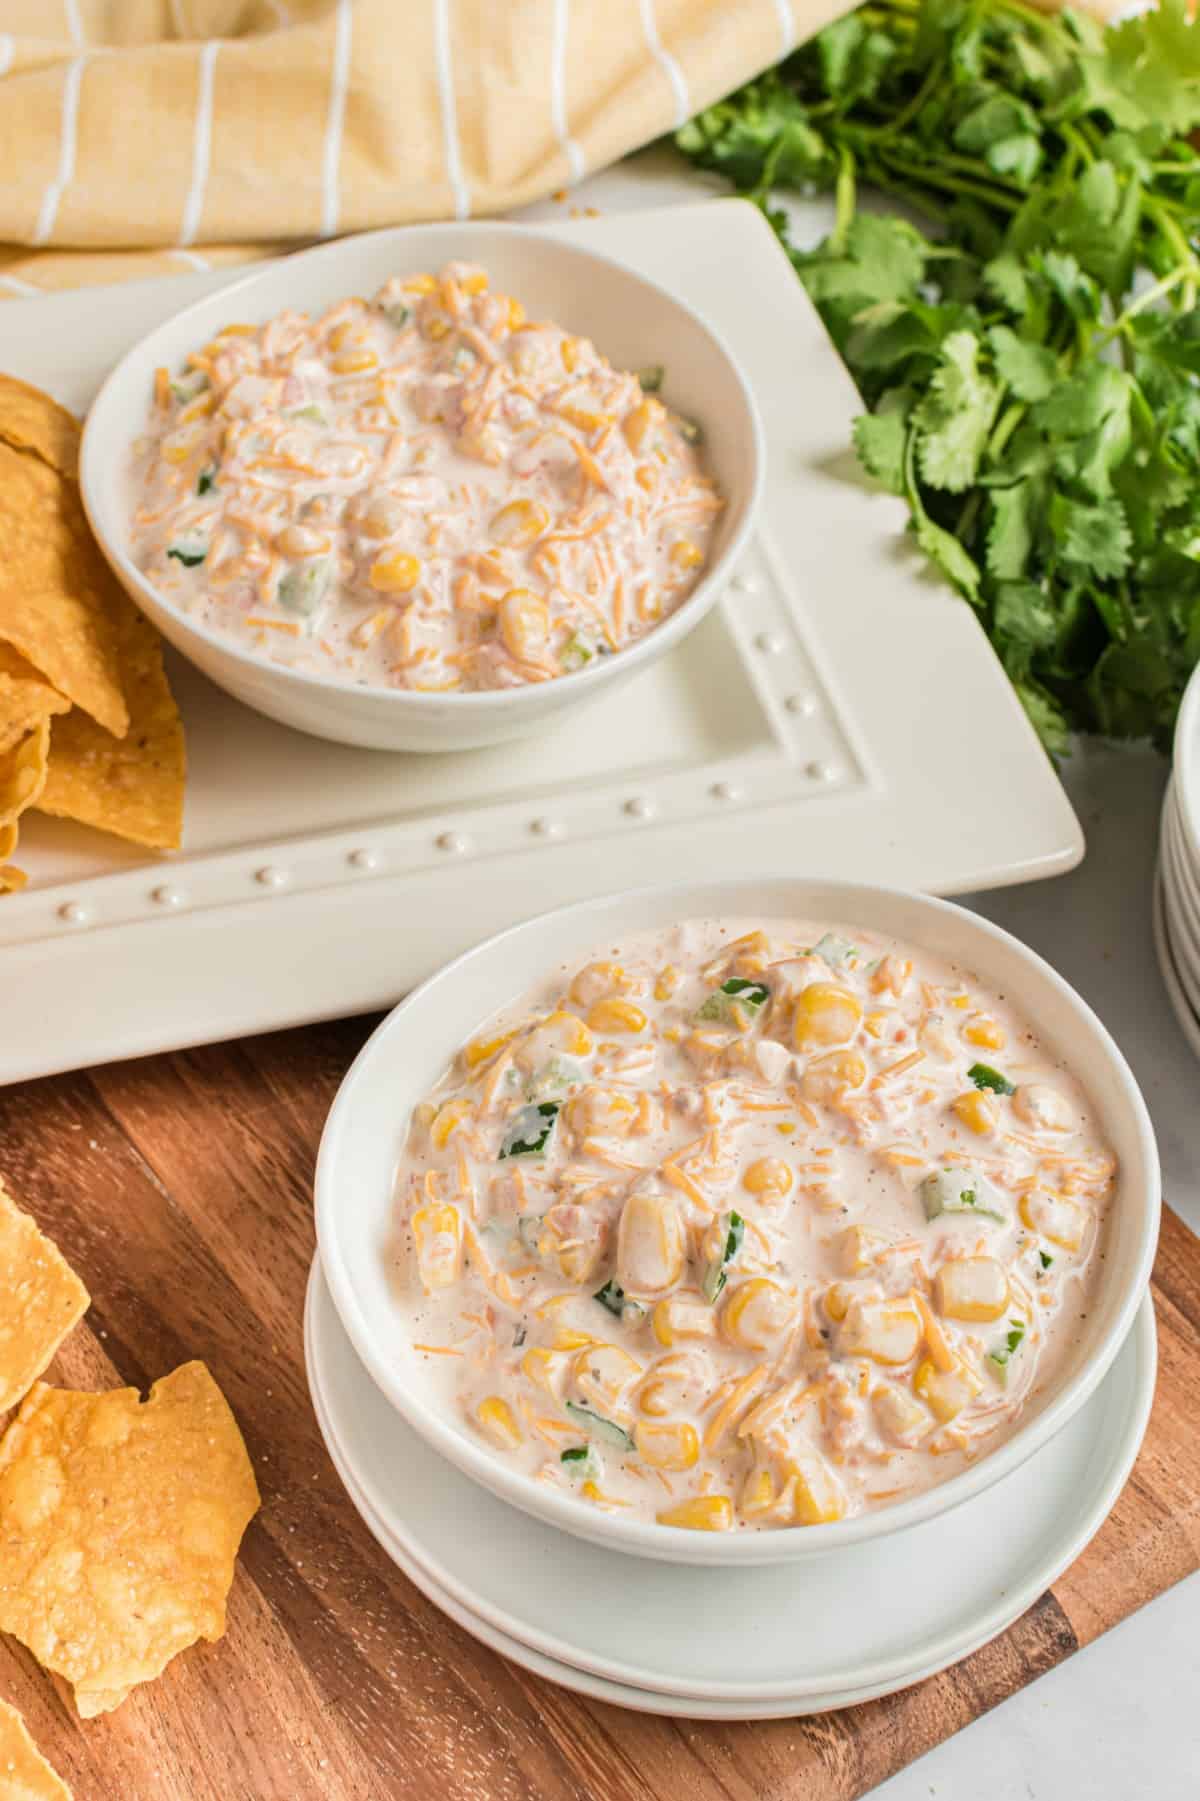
[1,1016,1197,1801]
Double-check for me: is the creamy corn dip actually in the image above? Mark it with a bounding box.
[393,919,1115,1532]
[130,263,721,692]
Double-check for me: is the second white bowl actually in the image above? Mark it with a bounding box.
[80,220,763,753]
[314,877,1160,1566]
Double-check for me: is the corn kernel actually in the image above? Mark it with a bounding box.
[652,1293,717,1347]
[654,964,681,1001]
[793,983,863,1051]
[742,1157,793,1202]
[430,1097,472,1149]
[786,1446,846,1525]
[965,1015,1006,1050]
[514,1010,594,1072]
[952,1090,997,1136]
[463,1028,516,1068]
[491,498,550,547]
[838,1297,922,1365]
[498,588,550,662]
[914,1357,981,1424]
[656,1495,733,1532]
[669,539,703,571]
[872,1381,933,1446]
[411,1203,462,1291]
[637,1354,702,1416]
[740,1466,776,1519]
[617,1191,685,1299]
[721,1277,797,1350]
[801,1048,867,1103]
[461,270,489,296]
[572,1343,643,1412]
[624,398,663,452]
[933,1255,1010,1323]
[1019,1188,1087,1251]
[424,315,451,341]
[838,1224,882,1275]
[587,998,647,1035]
[560,337,582,372]
[369,550,422,593]
[506,297,526,330]
[635,1420,700,1470]
[178,391,216,424]
[823,1281,854,1322]
[520,1347,568,1394]
[475,1395,522,1450]
[331,348,379,374]
[871,956,912,997]
[403,273,437,294]
[549,1325,596,1352]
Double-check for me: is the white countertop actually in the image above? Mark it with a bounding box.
[528,148,1200,1801]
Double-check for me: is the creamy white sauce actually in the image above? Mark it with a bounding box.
[129,263,721,692]
[392,919,1115,1532]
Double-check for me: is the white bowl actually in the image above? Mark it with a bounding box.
[80,221,763,754]
[314,877,1160,1567]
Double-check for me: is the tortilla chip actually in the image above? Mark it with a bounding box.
[0,443,127,738]
[0,373,81,481]
[0,1698,72,1800]
[0,1361,260,1711]
[0,719,49,832]
[68,1685,132,1720]
[0,822,25,894]
[0,643,71,758]
[0,1178,90,1415]
[36,585,185,851]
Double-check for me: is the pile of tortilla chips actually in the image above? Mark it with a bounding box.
[0,1174,260,1760]
[0,373,186,892]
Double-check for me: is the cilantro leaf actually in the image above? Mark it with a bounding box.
[914,331,1000,493]
[987,483,1037,581]
[988,327,1057,403]
[1050,494,1133,582]
[853,408,908,495]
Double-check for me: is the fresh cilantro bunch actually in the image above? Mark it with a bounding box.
[676,0,1200,752]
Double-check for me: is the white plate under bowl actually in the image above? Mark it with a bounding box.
[314,874,1160,1568]
[1152,865,1200,1063]
[305,1259,1156,1707]
[1163,783,1200,952]
[1158,796,1200,1018]
[81,220,763,754]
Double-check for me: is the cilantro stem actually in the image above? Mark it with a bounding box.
[871,59,944,139]
[831,143,857,254]
[1100,262,1192,340]
[987,401,1026,465]
[875,151,1021,212]
[1144,200,1199,312]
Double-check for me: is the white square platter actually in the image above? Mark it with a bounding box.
[0,200,1082,1083]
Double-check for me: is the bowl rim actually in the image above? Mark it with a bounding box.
[79,217,765,714]
[314,874,1161,1565]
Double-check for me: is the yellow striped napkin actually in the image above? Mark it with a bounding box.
[0,0,852,299]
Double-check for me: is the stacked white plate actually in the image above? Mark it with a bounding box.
[305,1258,1156,1720]
[1155,667,1200,1057]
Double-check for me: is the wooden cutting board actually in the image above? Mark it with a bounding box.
[1,1015,1197,1801]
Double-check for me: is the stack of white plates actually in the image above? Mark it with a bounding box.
[305,1259,1156,1720]
[1155,668,1200,1057]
